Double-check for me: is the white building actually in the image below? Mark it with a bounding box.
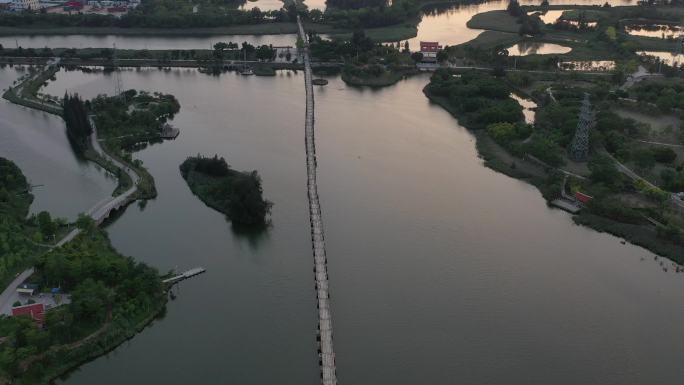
[11,0,39,10]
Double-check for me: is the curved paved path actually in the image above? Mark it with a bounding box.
[0,118,141,311]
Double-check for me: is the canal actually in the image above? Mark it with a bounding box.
[2,65,684,385]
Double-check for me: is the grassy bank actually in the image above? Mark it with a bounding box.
[466,10,521,33]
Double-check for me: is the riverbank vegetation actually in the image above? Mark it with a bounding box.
[0,158,166,385]
[425,68,684,263]
[0,158,42,289]
[180,155,272,226]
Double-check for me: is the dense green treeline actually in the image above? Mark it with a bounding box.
[180,155,272,226]
[0,158,39,288]
[62,93,92,154]
[425,69,524,130]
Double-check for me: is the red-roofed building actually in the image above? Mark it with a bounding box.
[11,303,45,326]
[420,41,442,62]
[575,191,593,204]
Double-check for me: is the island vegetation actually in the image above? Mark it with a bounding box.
[0,158,167,385]
[180,155,272,226]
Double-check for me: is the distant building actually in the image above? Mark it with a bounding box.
[420,41,442,62]
[0,0,11,10]
[11,0,39,10]
[11,303,45,326]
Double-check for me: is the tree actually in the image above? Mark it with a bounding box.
[403,41,409,53]
[436,50,448,63]
[410,52,423,62]
[75,214,95,231]
[213,42,229,51]
[37,211,56,239]
[632,149,655,171]
[62,93,92,153]
[589,155,620,186]
[507,0,523,17]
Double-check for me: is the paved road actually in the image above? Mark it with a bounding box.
[0,269,35,315]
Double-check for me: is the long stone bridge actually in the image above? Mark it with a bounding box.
[297,16,338,385]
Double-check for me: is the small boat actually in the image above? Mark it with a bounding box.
[312,78,328,86]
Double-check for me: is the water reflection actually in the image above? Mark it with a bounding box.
[637,51,684,67]
[625,24,684,39]
[408,0,633,49]
[510,92,536,124]
[559,60,615,71]
[506,41,572,56]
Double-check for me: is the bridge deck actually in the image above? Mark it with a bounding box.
[298,16,338,385]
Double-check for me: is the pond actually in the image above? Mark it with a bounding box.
[506,41,572,56]
[558,60,615,71]
[625,24,684,39]
[637,51,684,67]
[510,92,537,124]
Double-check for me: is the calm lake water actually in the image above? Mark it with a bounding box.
[506,41,572,56]
[0,66,675,385]
[0,66,116,220]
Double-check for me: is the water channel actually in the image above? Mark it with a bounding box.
[1,64,684,384]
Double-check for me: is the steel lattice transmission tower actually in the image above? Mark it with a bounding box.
[568,93,594,162]
[112,43,123,98]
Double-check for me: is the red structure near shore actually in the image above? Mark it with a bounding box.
[11,303,45,326]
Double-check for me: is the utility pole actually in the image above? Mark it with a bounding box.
[569,93,594,162]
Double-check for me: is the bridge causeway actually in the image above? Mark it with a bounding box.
[297,16,338,385]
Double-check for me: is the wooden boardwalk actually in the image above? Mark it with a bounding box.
[162,267,206,284]
[297,16,338,385]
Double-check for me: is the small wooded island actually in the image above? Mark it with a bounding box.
[180,155,272,226]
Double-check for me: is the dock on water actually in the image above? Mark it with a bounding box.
[161,123,180,139]
[162,267,206,285]
[551,198,581,214]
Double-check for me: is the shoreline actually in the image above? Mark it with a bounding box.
[0,67,171,385]
[423,85,684,264]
